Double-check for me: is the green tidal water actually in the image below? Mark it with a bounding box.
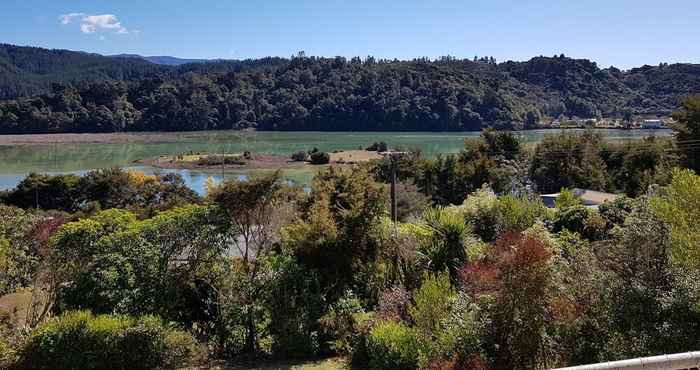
[0,129,672,193]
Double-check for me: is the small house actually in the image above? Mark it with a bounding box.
[540,188,620,208]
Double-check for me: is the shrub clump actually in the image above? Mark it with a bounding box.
[552,205,591,235]
[197,154,246,166]
[364,320,422,370]
[310,151,331,165]
[0,338,14,370]
[15,310,200,370]
[291,150,309,162]
[366,142,388,152]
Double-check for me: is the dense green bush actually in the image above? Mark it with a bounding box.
[0,337,13,369]
[365,321,422,370]
[366,142,388,152]
[196,155,246,166]
[3,169,200,213]
[310,151,331,165]
[598,196,635,228]
[351,274,462,369]
[267,254,325,357]
[0,205,40,296]
[408,272,459,364]
[460,186,499,241]
[419,208,473,280]
[4,173,79,211]
[50,205,219,319]
[494,195,547,235]
[460,189,546,242]
[291,150,309,161]
[319,290,367,356]
[15,311,199,370]
[555,188,582,209]
[552,205,592,235]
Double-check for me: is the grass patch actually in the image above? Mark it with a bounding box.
[185,357,346,370]
[161,153,245,163]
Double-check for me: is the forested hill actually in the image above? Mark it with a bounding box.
[0,44,286,100]
[1,44,699,133]
[0,44,167,99]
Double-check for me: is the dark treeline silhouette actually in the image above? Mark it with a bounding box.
[1,44,699,133]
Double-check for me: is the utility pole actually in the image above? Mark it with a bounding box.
[221,145,225,181]
[390,157,397,222]
[389,151,406,223]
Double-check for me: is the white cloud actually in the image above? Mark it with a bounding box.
[60,12,84,25]
[59,13,129,35]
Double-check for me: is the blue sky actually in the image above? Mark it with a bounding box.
[3,0,699,69]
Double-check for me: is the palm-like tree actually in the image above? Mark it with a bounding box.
[418,207,473,281]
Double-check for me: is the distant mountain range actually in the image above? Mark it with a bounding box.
[109,54,213,66]
[1,43,699,133]
[0,43,285,100]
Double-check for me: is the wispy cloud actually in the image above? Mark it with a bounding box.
[59,13,130,35]
[59,12,84,25]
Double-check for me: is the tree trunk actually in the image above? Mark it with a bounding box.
[245,307,257,354]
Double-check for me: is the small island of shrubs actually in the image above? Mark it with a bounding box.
[291,147,331,164]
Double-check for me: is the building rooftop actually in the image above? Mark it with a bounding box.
[540,188,620,208]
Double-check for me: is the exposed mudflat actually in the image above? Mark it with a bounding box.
[0,132,198,145]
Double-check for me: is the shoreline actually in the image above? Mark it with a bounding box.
[0,128,672,146]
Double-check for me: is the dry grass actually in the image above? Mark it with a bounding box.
[330,150,382,164]
[185,357,346,370]
[157,153,245,163]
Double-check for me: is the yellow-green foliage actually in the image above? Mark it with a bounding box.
[0,238,9,275]
[455,186,547,242]
[205,176,218,195]
[90,208,138,230]
[0,339,13,369]
[366,320,422,370]
[359,274,459,370]
[494,195,547,233]
[460,185,497,217]
[398,222,434,244]
[0,205,38,296]
[0,311,14,370]
[282,193,338,250]
[555,188,582,209]
[652,169,700,270]
[409,272,458,363]
[523,222,557,250]
[16,310,198,370]
[48,204,217,315]
[126,169,157,187]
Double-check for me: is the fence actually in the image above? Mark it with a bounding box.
[552,352,700,370]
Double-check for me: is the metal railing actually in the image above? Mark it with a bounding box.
[552,351,700,370]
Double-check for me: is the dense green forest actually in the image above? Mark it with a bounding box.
[0,44,286,100]
[0,96,699,370]
[1,44,699,133]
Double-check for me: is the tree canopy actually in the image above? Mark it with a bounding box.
[1,44,699,133]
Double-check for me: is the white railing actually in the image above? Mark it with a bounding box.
[552,351,700,370]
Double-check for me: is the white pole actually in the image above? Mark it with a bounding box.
[552,351,700,370]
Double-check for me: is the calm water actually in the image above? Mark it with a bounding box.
[0,129,672,194]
